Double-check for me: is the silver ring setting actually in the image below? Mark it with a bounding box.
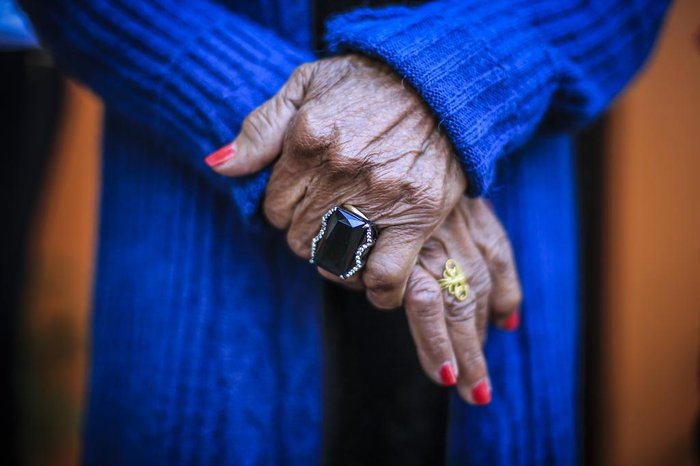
[309,205,377,279]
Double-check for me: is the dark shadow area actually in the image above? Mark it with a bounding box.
[0,50,63,466]
[575,116,608,466]
[322,283,449,466]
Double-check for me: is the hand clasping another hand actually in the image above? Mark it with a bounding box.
[206,55,522,404]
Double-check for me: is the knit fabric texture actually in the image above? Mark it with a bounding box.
[21,0,668,464]
[325,0,669,196]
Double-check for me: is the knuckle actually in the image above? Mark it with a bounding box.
[409,293,443,321]
[365,171,427,208]
[470,258,493,296]
[286,231,309,259]
[485,234,515,276]
[364,261,403,295]
[458,348,486,371]
[323,149,362,177]
[445,295,477,323]
[367,292,401,310]
[293,62,314,82]
[263,197,288,229]
[423,333,451,358]
[289,107,332,154]
[243,106,275,144]
[406,269,442,319]
[409,282,442,309]
[418,239,447,265]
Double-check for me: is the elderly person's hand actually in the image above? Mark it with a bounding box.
[207,54,466,310]
[404,197,521,404]
[206,55,523,405]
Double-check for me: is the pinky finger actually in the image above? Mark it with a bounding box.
[464,199,522,330]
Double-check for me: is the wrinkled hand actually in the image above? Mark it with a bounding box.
[404,197,521,404]
[209,54,466,309]
[207,55,523,405]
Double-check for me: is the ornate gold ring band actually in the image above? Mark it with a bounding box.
[437,259,469,302]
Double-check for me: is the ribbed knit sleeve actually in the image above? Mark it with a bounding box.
[326,0,670,196]
[20,0,313,220]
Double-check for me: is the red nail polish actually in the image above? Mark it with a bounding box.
[502,312,520,331]
[471,379,491,405]
[205,142,236,167]
[439,362,457,386]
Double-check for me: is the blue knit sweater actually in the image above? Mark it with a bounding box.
[22,0,668,464]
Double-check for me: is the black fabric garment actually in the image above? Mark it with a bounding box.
[322,284,448,465]
[314,4,447,464]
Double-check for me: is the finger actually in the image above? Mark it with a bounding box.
[464,199,522,330]
[263,155,310,229]
[284,185,333,259]
[421,235,492,405]
[362,227,425,310]
[448,262,492,406]
[205,64,311,176]
[404,265,458,387]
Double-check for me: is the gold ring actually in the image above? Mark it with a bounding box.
[437,259,469,302]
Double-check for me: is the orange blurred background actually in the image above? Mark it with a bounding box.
[16,0,699,465]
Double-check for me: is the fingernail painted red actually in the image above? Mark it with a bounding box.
[502,312,520,331]
[439,363,457,386]
[471,380,491,405]
[205,142,236,167]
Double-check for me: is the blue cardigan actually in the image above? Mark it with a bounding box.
[22,0,668,464]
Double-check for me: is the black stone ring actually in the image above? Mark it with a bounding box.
[309,205,378,279]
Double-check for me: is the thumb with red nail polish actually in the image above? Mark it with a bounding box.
[205,64,309,177]
[204,142,237,167]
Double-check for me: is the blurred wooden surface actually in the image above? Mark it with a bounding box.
[600,0,700,465]
[21,80,101,466]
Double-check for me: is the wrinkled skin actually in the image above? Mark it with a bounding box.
[216,54,466,310]
[209,54,522,403]
[405,197,521,402]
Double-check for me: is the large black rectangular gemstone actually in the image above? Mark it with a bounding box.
[316,208,369,276]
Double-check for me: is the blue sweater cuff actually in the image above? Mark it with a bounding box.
[326,0,669,196]
[325,2,555,196]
